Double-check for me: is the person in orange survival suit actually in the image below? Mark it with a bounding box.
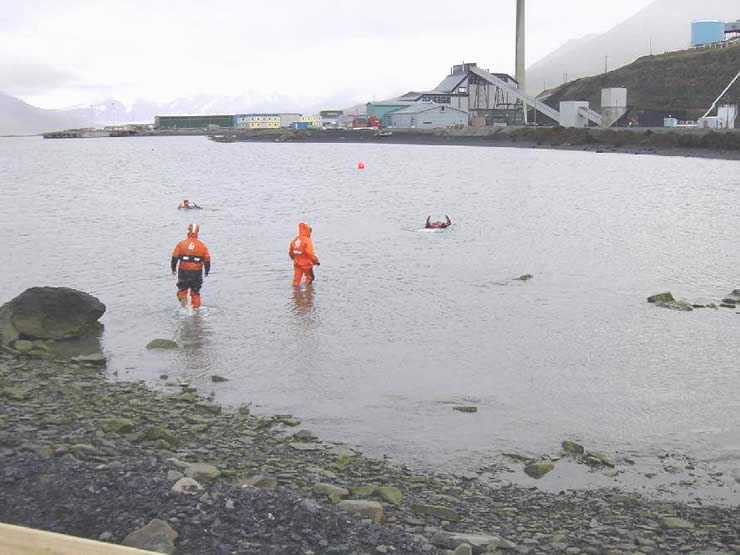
[289,222,320,287]
[171,223,211,308]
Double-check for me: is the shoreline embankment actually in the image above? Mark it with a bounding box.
[207,127,740,161]
[24,126,740,161]
[1,351,739,554]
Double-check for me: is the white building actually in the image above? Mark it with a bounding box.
[388,103,468,129]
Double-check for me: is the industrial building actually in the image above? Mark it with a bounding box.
[691,19,740,46]
[234,114,281,129]
[387,103,468,129]
[368,62,526,127]
[319,110,343,128]
[724,19,740,39]
[297,114,319,127]
[154,112,322,130]
[154,115,234,129]
[366,101,419,126]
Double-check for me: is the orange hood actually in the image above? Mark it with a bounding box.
[298,222,312,237]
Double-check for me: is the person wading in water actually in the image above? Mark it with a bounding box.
[289,222,320,287]
[171,223,211,308]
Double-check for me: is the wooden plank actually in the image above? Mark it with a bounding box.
[0,522,155,555]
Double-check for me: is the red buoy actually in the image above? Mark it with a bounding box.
[357,162,365,169]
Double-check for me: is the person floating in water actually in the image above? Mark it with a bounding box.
[178,199,201,210]
[171,223,211,308]
[289,222,320,287]
[425,215,452,229]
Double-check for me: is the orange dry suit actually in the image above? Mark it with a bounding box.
[289,222,319,286]
[171,227,211,308]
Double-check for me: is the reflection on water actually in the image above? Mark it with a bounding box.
[291,285,316,320]
[1,136,739,502]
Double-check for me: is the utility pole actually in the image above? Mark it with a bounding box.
[516,0,527,124]
[604,56,608,74]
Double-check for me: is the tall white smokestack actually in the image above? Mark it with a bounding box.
[516,0,527,123]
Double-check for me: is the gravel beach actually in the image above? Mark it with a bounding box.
[1,351,738,554]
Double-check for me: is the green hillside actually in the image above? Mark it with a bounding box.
[542,44,740,121]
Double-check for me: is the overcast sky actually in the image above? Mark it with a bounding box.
[2,0,655,110]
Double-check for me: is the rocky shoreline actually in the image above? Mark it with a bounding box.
[1,352,738,554]
[208,127,740,161]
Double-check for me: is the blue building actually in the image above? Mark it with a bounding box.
[691,21,725,46]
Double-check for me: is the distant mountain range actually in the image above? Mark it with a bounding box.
[0,92,90,135]
[0,91,361,136]
[527,0,738,95]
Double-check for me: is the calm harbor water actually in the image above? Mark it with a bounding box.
[2,136,738,501]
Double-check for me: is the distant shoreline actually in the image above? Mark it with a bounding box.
[208,127,740,161]
[14,126,740,161]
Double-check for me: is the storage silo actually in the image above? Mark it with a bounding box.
[691,21,725,46]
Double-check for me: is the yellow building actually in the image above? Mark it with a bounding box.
[298,114,319,127]
[235,114,281,129]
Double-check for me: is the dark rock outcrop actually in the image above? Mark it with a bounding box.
[0,287,105,344]
[0,287,105,361]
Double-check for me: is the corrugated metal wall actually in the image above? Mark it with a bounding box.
[390,107,467,129]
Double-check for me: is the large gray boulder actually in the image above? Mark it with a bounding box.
[122,518,178,553]
[0,287,105,344]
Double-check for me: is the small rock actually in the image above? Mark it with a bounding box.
[102,417,134,433]
[272,414,301,426]
[659,516,694,530]
[351,485,376,496]
[452,406,478,413]
[411,503,461,522]
[374,486,403,505]
[503,452,536,463]
[122,518,178,554]
[140,426,179,447]
[562,440,584,456]
[721,289,740,304]
[225,498,235,510]
[312,482,350,502]
[166,470,183,481]
[454,544,473,555]
[185,462,221,479]
[293,429,318,441]
[337,500,384,523]
[328,445,356,458]
[647,292,674,304]
[195,401,221,414]
[171,477,204,494]
[210,375,229,382]
[524,461,554,479]
[69,352,106,365]
[656,300,694,311]
[146,339,178,350]
[13,340,33,353]
[289,442,321,451]
[587,452,615,468]
[432,532,516,552]
[514,274,533,281]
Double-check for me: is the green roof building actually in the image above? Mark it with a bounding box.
[155,115,235,129]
